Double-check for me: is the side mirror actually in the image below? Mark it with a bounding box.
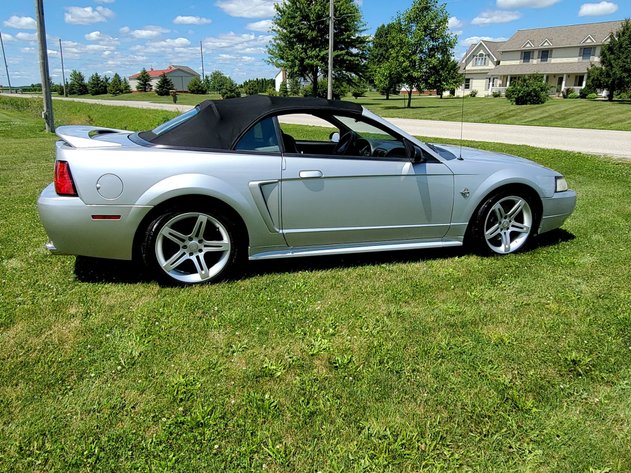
[413,145,426,163]
[330,132,340,143]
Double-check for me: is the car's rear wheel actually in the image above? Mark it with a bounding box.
[471,192,535,255]
[142,206,241,285]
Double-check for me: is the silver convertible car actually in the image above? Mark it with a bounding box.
[38,96,576,285]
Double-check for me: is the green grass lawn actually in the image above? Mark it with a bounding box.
[39,89,631,131]
[1,98,630,471]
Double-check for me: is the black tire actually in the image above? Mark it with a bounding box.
[141,205,243,285]
[469,191,536,255]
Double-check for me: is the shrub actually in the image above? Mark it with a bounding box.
[155,73,174,96]
[279,80,289,97]
[587,93,598,100]
[492,90,502,98]
[351,83,368,99]
[187,76,207,94]
[505,74,549,105]
[266,87,277,96]
[220,83,241,99]
[469,89,478,97]
[567,92,579,99]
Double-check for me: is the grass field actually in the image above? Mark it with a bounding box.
[38,89,631,131]
[1,97,630,471]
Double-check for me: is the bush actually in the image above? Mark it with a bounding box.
[279,80,289,97]
[155,73,174,96]
[469,89,478,97]
[492,90,502,98]
[302,80,348,100]
[351,83,368,99]
[505,74,549,105]
[220,83,241,99]
[187,76,207,94]
[567,92,580,99]
[586,93,598,100]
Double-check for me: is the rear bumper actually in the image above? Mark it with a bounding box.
[539,190,577,234]
[37,183,151,260]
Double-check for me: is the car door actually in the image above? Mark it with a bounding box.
[279,114,454,248]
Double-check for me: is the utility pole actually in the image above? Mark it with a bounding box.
[327,0,334,100]
[59,38,67,97]
[35,0,54,132]
[200,41,205,80]
[0,31,12,94]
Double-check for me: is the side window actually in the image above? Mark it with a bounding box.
[234,117,280,153]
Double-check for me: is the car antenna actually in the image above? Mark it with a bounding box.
[458,62,465,160]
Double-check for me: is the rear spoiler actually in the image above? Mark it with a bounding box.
[56,125,130,149]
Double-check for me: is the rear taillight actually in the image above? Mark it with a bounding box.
[54,161,78,196]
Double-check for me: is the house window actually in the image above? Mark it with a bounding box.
[474,53,487,66]
[540,50,550,62]
[581,47,593,60]
[574,75,585,87]
[464,78,471,90]
[522,51,532,63]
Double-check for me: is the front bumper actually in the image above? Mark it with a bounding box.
[539,189,577,234]
[37,183,151,260]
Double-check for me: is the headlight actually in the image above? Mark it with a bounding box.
[555,176,568,192]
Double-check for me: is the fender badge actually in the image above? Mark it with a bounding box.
[460,188,470,198]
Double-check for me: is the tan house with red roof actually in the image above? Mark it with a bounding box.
[457,20,623,97]
[129,65,200,92]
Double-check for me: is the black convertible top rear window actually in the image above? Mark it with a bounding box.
[138,95,363,150]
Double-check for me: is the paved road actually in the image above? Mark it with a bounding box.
[6,94,631,159]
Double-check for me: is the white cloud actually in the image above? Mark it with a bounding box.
[95,0,115,3]
[173,16,212,25]
[15,32,38,41]
[472,10,522,25]
[203,32,272,53]
[4,16,37,30]
[579,1,618,16]
[154,38,191,48]
[462,36,508,47]
[448,17,463,30]
[496,0,560,7]
[246,20,273,32]
[84,31,116,42]
[0,33,15,41]
[64,6,114,25]
[215,0,279,19]
[123,25,170,39]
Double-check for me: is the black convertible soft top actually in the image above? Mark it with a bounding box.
[138,95,364,150]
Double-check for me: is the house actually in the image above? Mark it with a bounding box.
[457,40,504,96]
[129,65,200,92]
[274,70,287,92]
[457,20,623,97]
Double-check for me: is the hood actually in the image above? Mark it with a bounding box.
[431,143,549,169]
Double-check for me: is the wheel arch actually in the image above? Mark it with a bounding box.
[132,194,249,261]
[464,183,543,243]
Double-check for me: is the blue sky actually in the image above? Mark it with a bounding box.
[0,0,629,86]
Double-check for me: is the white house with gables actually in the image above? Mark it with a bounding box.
[458,20,623,97]
[129,65,199,92]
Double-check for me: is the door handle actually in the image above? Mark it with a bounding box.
[299,170,323,179]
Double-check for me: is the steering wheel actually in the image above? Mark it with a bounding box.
[334,131,358,155]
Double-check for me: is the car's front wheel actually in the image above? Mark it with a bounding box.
[142,206,241,285]
[470,192,535,255]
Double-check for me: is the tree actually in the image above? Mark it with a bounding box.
[586,19,631,101]
[397,0,457,108]
[154,73,174,96]
[188,76,208,94]
[207,71,233,93]
[288,77,301,95]
[67,70,88,95]
[425,55,462,98]
[279,79,289,97]
[368,22,404,99]
[87,73,107,95]
[268,0,368,98]
[220,82,241,99]
[505,74,550,105]
[108,73,123,95]
[121,77,132,94]
[136,68,152,92]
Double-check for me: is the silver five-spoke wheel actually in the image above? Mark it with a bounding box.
[143,207,240,285]
[470,191,536,255]
[483,196,532,254]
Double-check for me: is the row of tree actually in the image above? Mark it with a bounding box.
[57,70,132,96]
[268,0,462,107]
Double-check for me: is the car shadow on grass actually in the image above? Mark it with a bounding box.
[73,229,575,285]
